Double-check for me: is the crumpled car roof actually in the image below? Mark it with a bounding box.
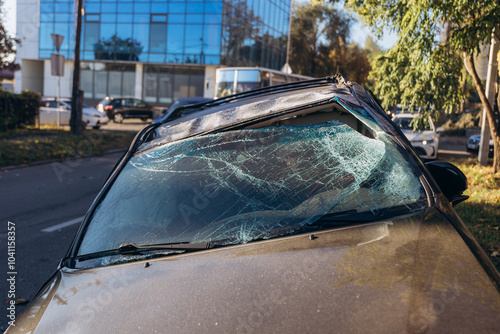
[138,76,398,153]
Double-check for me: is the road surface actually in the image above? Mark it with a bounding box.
[0,152,124,330]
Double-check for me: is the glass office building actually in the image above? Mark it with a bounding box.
[29,0,291,104]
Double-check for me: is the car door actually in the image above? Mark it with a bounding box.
[131,99,151,119]
[120,98,133,118]
[39,100,70,126]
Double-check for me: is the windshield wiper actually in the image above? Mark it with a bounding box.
[306,205,423,230]
[76,241,213,262]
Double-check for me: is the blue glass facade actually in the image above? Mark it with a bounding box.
[39,0,290,69]
[38,0,290,103]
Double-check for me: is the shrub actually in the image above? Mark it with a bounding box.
[0,90,40,131]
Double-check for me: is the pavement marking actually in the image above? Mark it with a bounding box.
[41,216,85,232]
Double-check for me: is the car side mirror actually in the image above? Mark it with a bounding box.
[425,161,468,206]
[436,127,444,134]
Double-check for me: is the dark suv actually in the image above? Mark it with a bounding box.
[97,97,154,123]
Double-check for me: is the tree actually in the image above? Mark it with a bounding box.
[289,2,371,84]
[340,0,500,172]
[0,0,20,71]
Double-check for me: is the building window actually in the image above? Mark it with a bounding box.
[81,62,136,100]
[149,15,168,54]
[143,65,204,105]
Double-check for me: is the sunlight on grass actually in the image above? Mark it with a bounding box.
[0,128,136,167]
[449,158,500,271]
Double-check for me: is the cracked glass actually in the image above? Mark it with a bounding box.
[78,117,427,257]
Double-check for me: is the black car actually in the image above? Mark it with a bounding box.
[98,97,154,123]
[8,76,500,333]
[152,97,213,124]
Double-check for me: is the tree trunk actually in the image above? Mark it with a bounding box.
[464,55,500,173]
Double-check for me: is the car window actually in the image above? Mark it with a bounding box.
[394,117,431,131]
[133,99,147,108]
[123,99,133,107]
[48,101,58,108]
[61,101,72,109]
[78,120,427,258]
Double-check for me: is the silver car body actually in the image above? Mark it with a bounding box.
[39,98,109,128]
[392,113,443,160]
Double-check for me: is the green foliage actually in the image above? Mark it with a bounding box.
[342,0,499,113]
[290,1,371,84]
[0,90,40,131]
[372,45,464,114]
[0,0,20,70]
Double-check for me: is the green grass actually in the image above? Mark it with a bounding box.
[450,158,500,271]
[0,127,137,167]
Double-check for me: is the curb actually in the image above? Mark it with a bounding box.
[0,148,127,172]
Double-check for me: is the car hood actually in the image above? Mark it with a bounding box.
[82,107,106,116]
[9,210,500,333]
[401,129,434,142]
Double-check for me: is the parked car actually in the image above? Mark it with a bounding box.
[387,104,420,118]
[392,113,444,160]
[466,134,494,157]
[152,97,213,124]
[39,97,109,129]
[97,97,154,123]
[8,76,500,333]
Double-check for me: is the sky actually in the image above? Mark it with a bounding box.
[2,0,397,51]
[3,0,15,36]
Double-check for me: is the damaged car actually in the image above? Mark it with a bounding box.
[8,76,500,333]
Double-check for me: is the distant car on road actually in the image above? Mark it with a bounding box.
[392,113,443,160]
[466,134,494,157]
[97,97,154,123]
[388,104,421,118]
[39,97,108,129]
[152,97,213,124]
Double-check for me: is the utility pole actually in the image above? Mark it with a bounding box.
[70,0,83,135]
[281,0,293,74]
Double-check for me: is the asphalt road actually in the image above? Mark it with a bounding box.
[0,134,470,331]
[0,152,124,330]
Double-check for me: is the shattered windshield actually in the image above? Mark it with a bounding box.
[78,118,427,257]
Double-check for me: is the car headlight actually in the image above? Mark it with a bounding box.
[412,138,433,145]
